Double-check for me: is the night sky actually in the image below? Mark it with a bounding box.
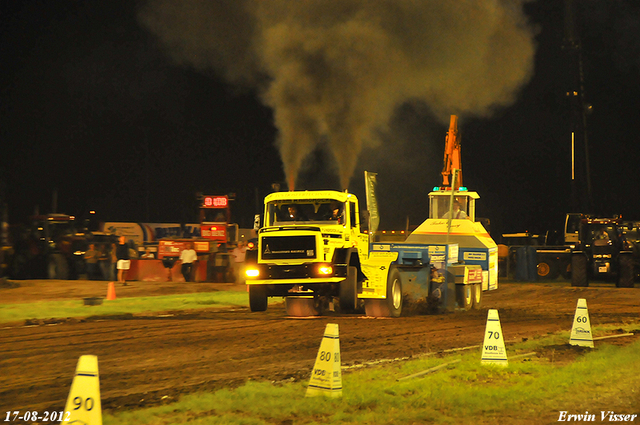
[1,0,639,239]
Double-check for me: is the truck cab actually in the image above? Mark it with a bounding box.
[428,187,478,221]
[262,191,368,263]
[570,215,635,287]
[245,190,368,314]
[406,187,498,292]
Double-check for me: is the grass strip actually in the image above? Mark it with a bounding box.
[0,291,251,324]
[104,330,640,425]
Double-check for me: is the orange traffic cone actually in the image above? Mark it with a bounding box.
[106,282,116,301]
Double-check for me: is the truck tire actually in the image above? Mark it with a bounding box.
[616,254,635,288]
[249,285,268,312]
[537,260,559,280]
[472,283,482,310]
[339,266,358,312]
[285,297,320,316]
[456,285,473,311]
[48,254,69,280]
[364,268,402,317]
[571,253,588,287]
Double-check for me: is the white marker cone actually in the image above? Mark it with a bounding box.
[306,323,342,398]
[481,309,508,366]
[570,298,594,348]
[61,355,102,425]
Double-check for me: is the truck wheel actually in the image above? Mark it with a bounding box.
[472,283,482,310]
[364,268,402,317]
[339,266,358,312]
[285,297,320,316]
[456,285,473,310]
[537,261,559,280]
[616,254,635,288]
[571,253,588,287]
[249,286,268,312]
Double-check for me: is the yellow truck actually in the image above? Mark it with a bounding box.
[245,116,499,317]
[244,188,488,317]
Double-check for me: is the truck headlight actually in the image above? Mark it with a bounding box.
[245,267,260,278]
[318,265,333,275]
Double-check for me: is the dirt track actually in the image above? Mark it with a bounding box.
[1,279,639,418]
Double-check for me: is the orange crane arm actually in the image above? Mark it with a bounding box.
[441,115,462,188]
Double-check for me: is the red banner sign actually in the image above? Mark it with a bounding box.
[201,224,227,242]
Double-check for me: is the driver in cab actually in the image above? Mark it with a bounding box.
[286,205,302,221]
[442,200,468,219]
[328,202,343,224]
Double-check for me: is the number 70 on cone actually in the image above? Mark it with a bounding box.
[481,309,508,366]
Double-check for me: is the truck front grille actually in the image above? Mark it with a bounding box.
[261,235,317,260]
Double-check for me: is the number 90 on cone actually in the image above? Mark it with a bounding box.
[62,355,102,425]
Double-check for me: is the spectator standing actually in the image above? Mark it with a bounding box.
[141,247,155,259]
[84,243,100,280]
[109,243,118,281]
[213,243,229,282]
[179,243,198,282]
[116,236,131,285]
[231,241,247,283]
[98,245,110,280]
[128,244,139,259]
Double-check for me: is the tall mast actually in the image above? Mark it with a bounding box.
[563,0,593,212]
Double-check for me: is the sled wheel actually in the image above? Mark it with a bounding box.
[285,297,320,317]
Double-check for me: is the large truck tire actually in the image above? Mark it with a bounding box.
[364,268,402,318]
[537,259,560,280]
[48,254,69,280]
[456,284,473,311]
[285,297,320,316]
[571,253,588,287]
[339,266,358,312]
[616,254,635,288]
[249,285,268,312]
[472,283,482,310]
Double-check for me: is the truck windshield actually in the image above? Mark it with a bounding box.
[267,200,345,226]
[587,224,617,246]
[435,197,469,219]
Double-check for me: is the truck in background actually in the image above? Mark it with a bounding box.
[198,194,239,245]
[502,213,637,287]
[8,213,108,279]
[570,214,635,287]
[100,194,240,251]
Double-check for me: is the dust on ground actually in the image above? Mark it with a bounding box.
[1,278,639,421]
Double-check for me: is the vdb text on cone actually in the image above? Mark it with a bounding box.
[570,298,594,348]
[62,355,103,425]
[106,282,116,301]
[481,309,508,366]
[306,323,342,398]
